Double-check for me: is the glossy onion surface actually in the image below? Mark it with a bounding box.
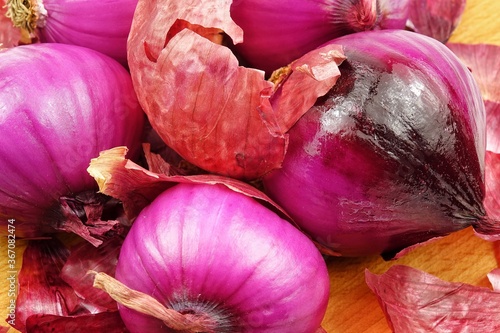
[0,43,144,237]
[115,183,329,332]
[263,29,487,258]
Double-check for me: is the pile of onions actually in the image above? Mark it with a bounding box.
[263,29,489,258]
[0,43,144,244]
[4,0,139,65]
[3,0,500,332]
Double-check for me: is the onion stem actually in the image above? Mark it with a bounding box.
[89,271,217,333]
[6,0,46,33]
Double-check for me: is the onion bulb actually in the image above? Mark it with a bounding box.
[263,29,490,258]
[5,0,138,65]
[0,43,144,244]
[94,183,330,332]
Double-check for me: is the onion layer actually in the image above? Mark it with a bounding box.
[263,29,488,258]
[112,183,329,332]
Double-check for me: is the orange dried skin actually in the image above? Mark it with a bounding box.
[5,0,45,33]
[90,271,218,333]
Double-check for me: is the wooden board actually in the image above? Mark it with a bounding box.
[1,0,499,332]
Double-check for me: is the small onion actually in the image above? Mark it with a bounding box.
[263,29,489,258]
[0,43,144,242]
[103,183,329,332]
[230,0,378,74]
[5,0,139,65]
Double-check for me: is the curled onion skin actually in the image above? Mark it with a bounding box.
[263,29,488,258]
[0,43,144,239]
[115,183,329,332]
[127,0,345,180]
[5,0,138,65]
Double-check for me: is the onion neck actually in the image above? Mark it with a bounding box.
[6,0,47,33]
[327,0,378,32]
[90,271,236,333]
[45,190,129,247]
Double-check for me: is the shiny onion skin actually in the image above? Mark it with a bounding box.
[0,43,144,239]
[5,0,139,65]
[263,29,488,258]
[115,183,329,332]
[230,0,379,74]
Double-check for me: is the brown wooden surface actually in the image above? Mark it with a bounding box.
[1,0,499,332]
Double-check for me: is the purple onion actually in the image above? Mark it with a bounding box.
[263,29,488,258]
[230,0,378,74]
[114,183,329,332]
[5,0,138,65]
[0,43,144,241]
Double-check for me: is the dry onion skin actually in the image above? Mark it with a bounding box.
[127,0,345,180]
[366,265,500,332]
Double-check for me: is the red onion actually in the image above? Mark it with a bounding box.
[263,29,490,258]
[230,0,378,74]
[0,43,144,244]
[93,183,329,332]
[5,0,138,65]
[12,237,128,332]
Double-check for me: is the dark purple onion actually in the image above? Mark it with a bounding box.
[263,29,488,258]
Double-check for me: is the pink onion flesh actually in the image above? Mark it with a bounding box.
[230,0,378,74]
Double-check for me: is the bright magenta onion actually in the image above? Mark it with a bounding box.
[94,183,330,332]
[230,0,379,74]
[5,0,139,65]
[0,43,144,244]
[263,29,492,258]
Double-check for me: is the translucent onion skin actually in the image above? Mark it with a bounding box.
[0,43,144,237]
[115,183,329,333]
[263,30,488,258]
